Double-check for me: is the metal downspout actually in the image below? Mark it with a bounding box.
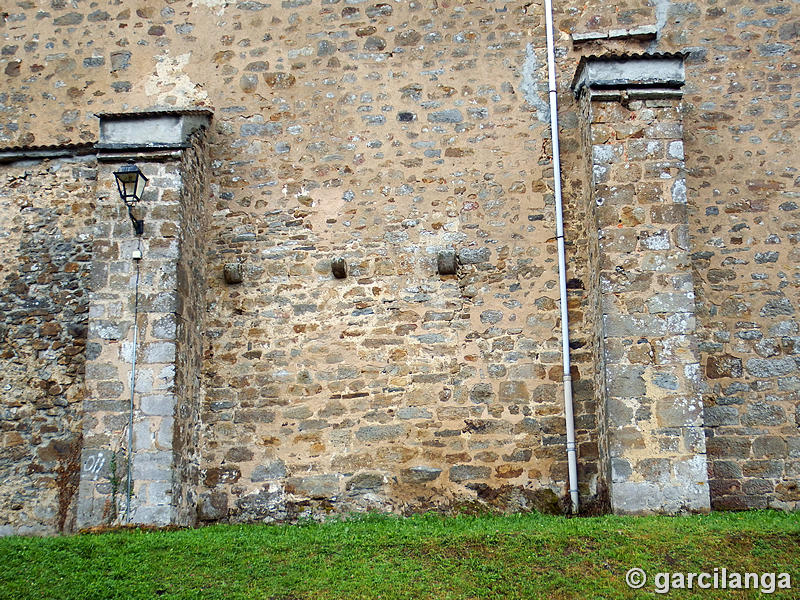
[543,0,580,514]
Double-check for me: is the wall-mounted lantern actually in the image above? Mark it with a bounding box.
[113,164,149,236]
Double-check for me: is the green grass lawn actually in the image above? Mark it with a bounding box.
[0,511,798,599]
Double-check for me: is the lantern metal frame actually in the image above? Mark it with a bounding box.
[113,164,148,235]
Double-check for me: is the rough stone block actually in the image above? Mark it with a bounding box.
[656,397,703,427]
[703,405,739,427]
[611,481,660,513]
[402,466,442,483]
[606,397,634,427]
[346,471,385,491]
[147,481,173,504]
[233,409,275,424]
[606,365,645,398]
[437,249,457,274]
[760,297,795,317]
[226,447,254,462]
[706,436,751,459]
[599,228,637,253]
[141,394,176,417]
[640,229,671,251]
[712,495,769,510]
[752,436,787,458]
[592,144,624,165]
[594,183,634,205]
[142,342,176,364]
[611,458,632,482]
[197,491,229,521]
[204,466,241,487]
[604,313,695,338]
[635,458,671,484]
[235,488,285,521]
[706,354,743,379]
[132,451,173,481]
[223,263,243,284]
[608,427,646,456]
[286,475,340,498]
[355,425,405,442]
[449,465,491,482]
[133,420,154,451]
[251,460,287,482]
[498,381,529,403]
[650,204,688,224]
[741,402,787,427]
[742,459,785,478]
[745,357,797,378]
[458,247,491,264]
[427,109,463,123]
[742,478,774,495]
[650,369,680,391]
[628,139,664,160]
[131,505,172,526]
[646,293,694,314]
[396,407,432,419]
[469,383,495,404]
[711,460,742,479]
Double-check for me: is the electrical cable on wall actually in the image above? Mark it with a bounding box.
[125,236,142,523]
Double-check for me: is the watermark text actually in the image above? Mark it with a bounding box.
[625,568,791,594]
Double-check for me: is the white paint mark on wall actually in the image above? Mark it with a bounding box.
[83,452,106,481]
[649,0,672,49]
[193,0,227,12]
[672,178,687,204]
[520,43,550,123]
[145,53,209,106]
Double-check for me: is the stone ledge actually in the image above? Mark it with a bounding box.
[572,53,686,97]
[0,142,95,164]
[97,109,213,150]
[572,25,658,44]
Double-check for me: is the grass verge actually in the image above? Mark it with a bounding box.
[0,510,798,599]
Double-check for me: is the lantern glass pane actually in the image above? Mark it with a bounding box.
[115,177,126,200]
[124,178,137,198]
[134,173,148,200]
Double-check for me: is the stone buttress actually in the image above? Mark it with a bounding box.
[76,110,212,527]
[573,54,711,513]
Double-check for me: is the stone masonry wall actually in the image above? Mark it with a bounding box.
[0,0,798,523]
[559,2,800,511]
[665,0,799,511]
[0,156,96,535]
[576,89,612,511]
[190,1,602,520]
[77,155,181,526]
[172,131,211,525]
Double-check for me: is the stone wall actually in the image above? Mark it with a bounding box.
[173,129,211,525]
[0,0,798,527]
[0,155,96,534]
[191,2,595,519]
[560,3,800,511]
[675,1,800,511]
